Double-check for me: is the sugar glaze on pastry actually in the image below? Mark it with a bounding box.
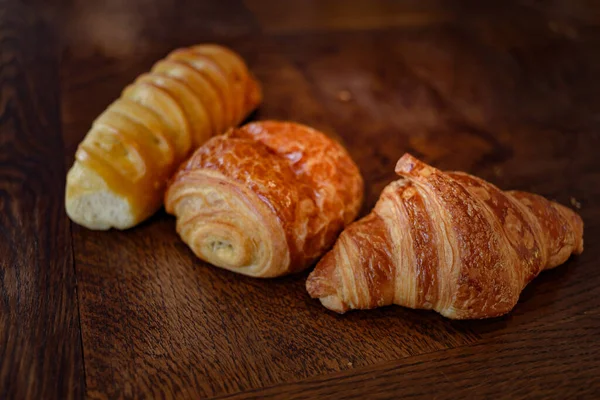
[66,44,262,230]
[165,121,364,277]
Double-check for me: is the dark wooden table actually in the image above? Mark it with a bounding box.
[2,1,599,398]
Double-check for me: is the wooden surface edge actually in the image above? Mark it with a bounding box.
[0,2,85,399]
[216,311,600,399]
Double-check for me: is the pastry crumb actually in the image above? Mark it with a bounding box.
[570,197,582,209]
[347,361,353,367]
[337,90,352,102]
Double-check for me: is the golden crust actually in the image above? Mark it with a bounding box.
[165,121,364,277]
[66,44,262,229]
[307,153,584,319]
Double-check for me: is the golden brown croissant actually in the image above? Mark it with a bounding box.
[307,154,584,319]
[164,121,364,277]
[66,44,262,230]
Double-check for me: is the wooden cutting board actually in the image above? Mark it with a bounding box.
[2,1,599,398]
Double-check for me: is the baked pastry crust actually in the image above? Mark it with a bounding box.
[307,153,584,319]
[65,44,262,230]
[165,121,364,277]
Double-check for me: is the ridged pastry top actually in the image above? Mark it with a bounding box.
[307,153,583,318]
[69,44,262,225]
[165,121,364,276]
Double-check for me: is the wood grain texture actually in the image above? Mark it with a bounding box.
[219,312,600,399]
[0,2,84,399]
[73,221,480,398]
[1,0,597,398]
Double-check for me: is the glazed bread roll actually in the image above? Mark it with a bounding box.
[66,44,262,230]
[165,121,364,277]
[307,154,584,319]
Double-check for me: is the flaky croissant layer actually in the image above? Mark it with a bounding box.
[165,121,364,277]
[66,44,262,230]
[307,154,584,319]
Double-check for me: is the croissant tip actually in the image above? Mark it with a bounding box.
[306,273,347,313]
[319,295,349,314]
[305,274,329,299]
[395,153,419,174]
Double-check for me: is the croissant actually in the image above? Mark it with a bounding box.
[65,44,262,230]
[306,153,584,319]
[164,121,364,277]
